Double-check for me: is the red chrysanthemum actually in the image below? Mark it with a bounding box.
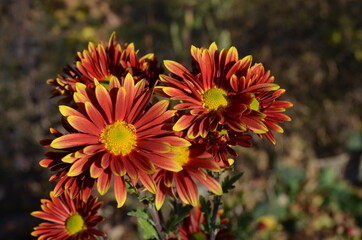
[153,144,222,210]
[31,191,105,240]
[158,43,292,143]
[48,32,162,103]
[44,74,189,207]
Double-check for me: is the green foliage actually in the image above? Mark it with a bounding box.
[222,172,243,194]
[166,203,193,233]
[128,208,159,239]
[199,196,212,233]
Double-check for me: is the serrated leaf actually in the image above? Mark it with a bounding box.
[125,180,137,194]
[138,217,159,239]
[166,204,193,232]
[128,207,149,219]
[222,172,243,193]
[199,196,212,232]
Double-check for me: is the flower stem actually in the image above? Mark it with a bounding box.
[147,203,167,240]
[209,194,221,240]
[209,171,222,240]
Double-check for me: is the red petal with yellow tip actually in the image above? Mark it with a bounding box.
[67,116,101,135]
[97,169,111,195]
[67,157,92,177]
[50,133,99,149]
[190,170,222,195]
[139,171,156,194]
[175,172,199,206]
[173,114,198,132]
[114,175,127,208]
[164,60,191,77]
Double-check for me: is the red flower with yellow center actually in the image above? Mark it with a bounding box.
[31,191,105,240]
[158,43,292,144]
[154,144,222,210]
[48,32,162,103]
[46,74,189,207]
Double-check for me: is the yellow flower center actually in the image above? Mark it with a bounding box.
[65,213,86,236]
[171,146,190,166]
[250,95,260,111]
[202,88,229,111]
[100,121,137,156]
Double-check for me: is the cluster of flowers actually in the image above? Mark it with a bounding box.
[32,33,292,239]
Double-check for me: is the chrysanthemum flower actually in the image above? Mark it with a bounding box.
[31,191,105,240]
[48,32,162,103]
[44,74,189,207]
[158,43,292,144]
[153,144,222,210]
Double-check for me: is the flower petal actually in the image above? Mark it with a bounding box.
[175,171,199,206]
[139,171,156,194]
[67,116,101,136]
[190,170,222,195]
[97,170,112,195]
[51,134,99,149]
[114,175,127,208]
[173,114,197,132]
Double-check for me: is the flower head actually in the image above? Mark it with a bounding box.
[158,43,292,165]
[43,74,189,207]
[31,191,105,240]
[48,33,162,103]
[154,144,222,210]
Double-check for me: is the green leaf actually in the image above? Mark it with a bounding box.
[222,172,243,193]
[128,207,159,239]
[138,217,159,239]
[166,204,193,232]
[128,207,149,219]
[199,196,212,232]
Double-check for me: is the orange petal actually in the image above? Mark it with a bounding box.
[110,155,126,176]
[225,46,239,63]
[151,153,183,172]
[242,116,268,134]
[139,171,156,194]
[190,170,222,195]
[185,158,220,172]
[90,159,104,178]
[95,84,112,122]
[68,158,91,177]
[59,105,84,118]
[85,102,106,130]
[164,60,190,77]
[155,183,166,210]
[173,114,197,132]
[50,133,99,149]
[174,172,199,206]
[67,116,101,136]
[97,170,111,195]
[114,175,127,208]
[245,83,280,93]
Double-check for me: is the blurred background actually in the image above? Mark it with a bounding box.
[0,0,361,239]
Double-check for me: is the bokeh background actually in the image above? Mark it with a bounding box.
[1,0,362,239]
